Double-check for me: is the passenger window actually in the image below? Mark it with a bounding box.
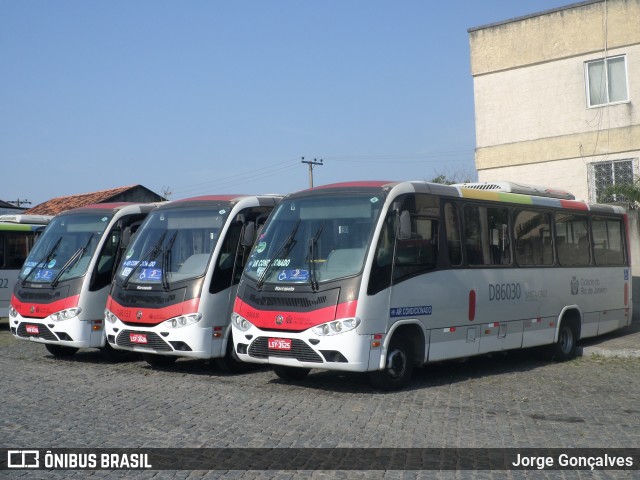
[515,211,553,266]
[592,217,625,265]
[0,234,4,268]
[444,203,462,266]
[393,194,439,282]
[463,205,511,266]
[555,213,590,266]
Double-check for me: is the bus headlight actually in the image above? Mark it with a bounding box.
[50,307,82,322]
[9,306,18,318]
[163,313,202,329]
[104,309,118,324]
[231,313,252,332]
[312,318,360,336]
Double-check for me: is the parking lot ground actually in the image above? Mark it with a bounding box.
[1,321,639,479]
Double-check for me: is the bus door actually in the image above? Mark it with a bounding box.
[205,208,266,357]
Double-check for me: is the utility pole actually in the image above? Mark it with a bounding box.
[301,157,323,188]
[8,199,32,208]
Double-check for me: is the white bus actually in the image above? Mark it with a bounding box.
[9,203,156,358]
[0,214,51,319]
[231,181,632,390]
[104,195,281,370]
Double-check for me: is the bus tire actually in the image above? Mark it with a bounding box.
[45,344,79,358]
[548,320,578,362]
[142,353,178,368]
[99,342,131,362]
[216,340,252,373]
[368,335,413,391]
[272,365,311,381]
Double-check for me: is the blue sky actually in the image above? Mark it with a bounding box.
[1,0,574,206]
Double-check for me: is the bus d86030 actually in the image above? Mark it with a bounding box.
[231,181,631,390]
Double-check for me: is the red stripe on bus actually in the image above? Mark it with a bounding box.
[234,297,357,332]
[11,294,80,319]
[559,200,589,210]
[468,290,476,321]
[106,296,200,326]
[624,282,629,307]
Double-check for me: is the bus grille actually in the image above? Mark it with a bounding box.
[16,323,59,341]
[248,337,323,363]
[248,294,328,309]
[116,330,173,352]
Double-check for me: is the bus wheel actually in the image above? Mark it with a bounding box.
[548,321,578,362]
[100,342,131,362]
[368,336,413,391]
[45,344,79,358]
[216,340,252,373]
[272,365,311,381]
[142,353,178,368]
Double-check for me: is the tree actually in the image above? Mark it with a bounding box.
[602,179,640,210]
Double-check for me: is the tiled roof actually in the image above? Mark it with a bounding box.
[25,185,140,216]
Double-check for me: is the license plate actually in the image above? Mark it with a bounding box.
[26,324,39,335]
[268,338,292,350]
[130,333,148,344]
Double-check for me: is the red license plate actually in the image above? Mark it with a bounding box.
[268,338,292,350]
[26,324,39,335]
[130,333,148,344]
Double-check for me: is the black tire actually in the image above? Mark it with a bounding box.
[142,353,178,368]
[100,342,131,362]
[45,343,79,358]
[368,335,414,391]
[548,321,578,362]
[215,339,252,373]
[272,365,311,381]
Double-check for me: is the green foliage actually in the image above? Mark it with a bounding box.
[601,179,640,209]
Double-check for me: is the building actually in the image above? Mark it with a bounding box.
[0,200,26,215]
[24,185,166,216]
[468,0,639,203]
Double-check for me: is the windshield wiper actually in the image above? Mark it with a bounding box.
[122,230,168,289]
[161,232,178,291]
[21,236,63,285]
[307,222,325,291]
[256,219,300,290]
[50,233,95,288]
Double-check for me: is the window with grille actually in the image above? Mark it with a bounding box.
[588,159,636,203]
[585,55,629,107]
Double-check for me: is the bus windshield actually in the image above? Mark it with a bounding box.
[118,206,230,287]
[20,213,112,284]
[245,193,385,286]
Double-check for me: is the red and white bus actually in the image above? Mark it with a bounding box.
[0,214,51,319]
[9,203,156,358]
[231,181,632,390]
[104,195,281,369]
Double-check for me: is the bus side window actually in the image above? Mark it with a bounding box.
[555,213,590,266]
[0,234,4,268]
[210,221,243,294]
[444,203,462,266]
[592,216,625,265]
[515,210,553,266]
[464,205,511,266]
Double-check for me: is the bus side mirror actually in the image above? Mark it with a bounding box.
[398,210,412,240]
[241,222,256,247]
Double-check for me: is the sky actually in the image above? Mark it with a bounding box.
[1,0,576,207]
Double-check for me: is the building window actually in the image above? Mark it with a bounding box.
[585,55,629,107]
[588,159,636,203]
